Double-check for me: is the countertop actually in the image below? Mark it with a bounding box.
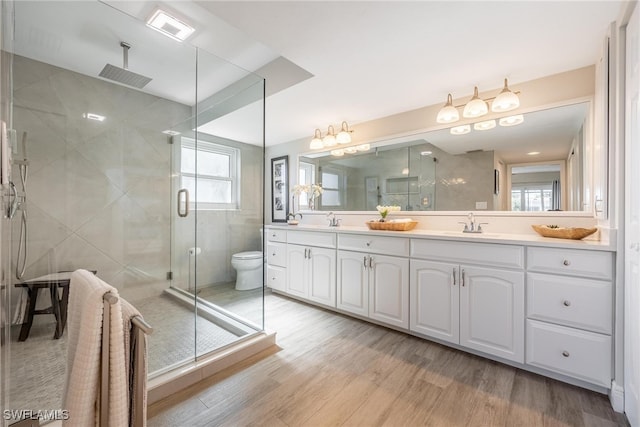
[266,224,615,252]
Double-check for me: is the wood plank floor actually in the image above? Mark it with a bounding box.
[148,291,629,427]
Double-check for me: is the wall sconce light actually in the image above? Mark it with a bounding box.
[310,129,324,149]
[323,125,337,147]
[463,87,488,118]
[436,79,520,124]
[310,121,354,149]
[336,121,352,144]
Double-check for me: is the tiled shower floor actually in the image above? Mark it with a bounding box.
[8,292,248,413]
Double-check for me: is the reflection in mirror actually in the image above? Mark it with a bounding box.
[298,101,591,212]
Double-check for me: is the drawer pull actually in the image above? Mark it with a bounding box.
[272,253,276,257]
[562,351,570,358]
[366,241,371,247]
[563,259,571,266]
[563,300,571,307]
[272,233,276,237]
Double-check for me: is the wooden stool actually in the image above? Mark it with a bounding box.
[15,270,96,341]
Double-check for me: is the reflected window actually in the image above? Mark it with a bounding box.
[298,161,315,208]
[181,138,240,209]
[321,168,344,207]
[511,184,552,211]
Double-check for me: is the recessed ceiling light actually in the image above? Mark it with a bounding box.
[527,151,540,156]
[420,151,433,156]
[83,113,105,122]
[147,9,195,42]
[162,130,181,136]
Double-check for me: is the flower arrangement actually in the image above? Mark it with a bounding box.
[292,184,323,210]
[376,205,401,222]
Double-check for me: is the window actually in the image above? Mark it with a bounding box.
[181,138,240,209]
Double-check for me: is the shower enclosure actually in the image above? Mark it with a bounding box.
[0,0,265,422]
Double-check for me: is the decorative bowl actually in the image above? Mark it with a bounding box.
[531,225,598,240]
[366,220,418,231]
[287,220,299,226]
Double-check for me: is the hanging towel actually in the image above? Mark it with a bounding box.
[121,299,148,427]
[63,269,128,427]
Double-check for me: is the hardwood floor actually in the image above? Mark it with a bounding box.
[148,291,629,427]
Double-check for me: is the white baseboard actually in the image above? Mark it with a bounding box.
[610,380,625,413]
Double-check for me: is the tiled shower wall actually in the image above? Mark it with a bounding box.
[10,55,262,302]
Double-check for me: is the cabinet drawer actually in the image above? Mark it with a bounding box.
[527,247,613,280]
[288,231,336,248]
[527,273,612,334]
[266,265,286,291]
[526,320,611,387]
[266,228,287,243]
[411,239,524,269]
[267,242,287,267]
[338,234,409,256]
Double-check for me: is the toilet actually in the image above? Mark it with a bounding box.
[231,251,264,290]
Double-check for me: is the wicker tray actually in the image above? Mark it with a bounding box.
[531,225,598,240]
[366,220,418,231]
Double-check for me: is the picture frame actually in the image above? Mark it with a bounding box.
[494,169,500,195]
[271,155,289,222]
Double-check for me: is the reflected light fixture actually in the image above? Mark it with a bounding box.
[147,9,195,42]
[450,124,471,135]
[492,78,520,112]
[527,151,540,156]
[331,149,345,156]
[357,144,370,151]
[499,114,524,127]
[344,146,358,154]
[463,86,488,118]
[323,125,337,147]
[162,129,180,136]
[83,112,106,122]
[436,94,460,124]
[336,121,352,144]
[310,129,324,149]
[420,150,433,156]
[473,119,496,131]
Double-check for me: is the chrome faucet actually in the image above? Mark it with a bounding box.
[459,212,488,233]
[327,212,341,227]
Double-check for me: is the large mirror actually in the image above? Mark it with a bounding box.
[298,101,591,212]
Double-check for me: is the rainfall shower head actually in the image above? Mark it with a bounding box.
[99,42,152,89]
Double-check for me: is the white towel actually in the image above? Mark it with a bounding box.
[121,299,148,427]
[63,270,128,427]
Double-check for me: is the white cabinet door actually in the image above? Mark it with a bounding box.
[369,254,409,329]
[460,265,525,363]
[286,244,308,298]
[307,246,336,307]
[337,250,369,317]
[410,259,459,344]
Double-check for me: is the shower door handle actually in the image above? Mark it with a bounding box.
[177,189,189,217]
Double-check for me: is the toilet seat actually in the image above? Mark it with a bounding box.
[232,251,263,260]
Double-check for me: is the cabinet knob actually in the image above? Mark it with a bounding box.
[272,253,276,256]
[563,300,571,307]
[562,351,570,358]
[562,259,571,266]
[272,233,276,237]
[366,241,371,247]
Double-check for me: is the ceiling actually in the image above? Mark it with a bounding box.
[14,1,626,147]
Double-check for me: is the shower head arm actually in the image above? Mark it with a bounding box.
[120,42,131,70]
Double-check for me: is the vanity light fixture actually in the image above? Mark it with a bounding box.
[462,87,489,118]
[473,119,496,131]
[436,79,521,124]
[147,9,195,42]
[310,129,324,149]
[331,149,345,156]
[450,124,471,135]
[323,125,337,147]
[336,121,352,144]
[492,79,520,112]
[499,114,524,127]
[436,94,460,124]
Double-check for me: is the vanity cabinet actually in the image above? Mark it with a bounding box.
[337,234,409,329]
[266,230,287,292]
[525,247,613,387]
[285,231,337,308]
[410,240,525,363]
